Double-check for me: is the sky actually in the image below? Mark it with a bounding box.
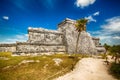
[0,0,120,45]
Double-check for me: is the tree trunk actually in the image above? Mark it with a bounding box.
[75,32,81,53]
[105,50,108,61]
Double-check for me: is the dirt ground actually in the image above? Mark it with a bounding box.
[55,58,117,80]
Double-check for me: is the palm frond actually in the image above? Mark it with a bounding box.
[75,18,88,32]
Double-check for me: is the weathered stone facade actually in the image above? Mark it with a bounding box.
[92,37,100,46]
[0,44,16,52]
[58,18,98,54]
[0,18,105,55]
[27,28,64,44]
[14,28,66,55]
[15,42,66,55]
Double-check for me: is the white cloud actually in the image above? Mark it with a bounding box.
[90,16,120,45]
[3,16,9,20]
[85,11,100,22]
[28,27,32,29]
[85,16,96,22]
[75,0,96,8]
[101,16,120,32]
[113,36,120,40]
[93,11,100,16]
[15,34,28,39]
[88,31,101,34]
[0,34,28,43]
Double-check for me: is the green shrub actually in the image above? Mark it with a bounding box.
[109,62,120,79]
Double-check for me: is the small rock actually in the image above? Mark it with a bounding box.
[53,58,63,66]
[0,57,9,60]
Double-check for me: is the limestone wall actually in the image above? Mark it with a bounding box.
[58,18,77,53]
[92,37,100,46]
[58,18,97,54]
[0,44,16,52]
[15,42,66,54]
[96,45,106,54]
[28,28,64,45]
[0,28,66,55]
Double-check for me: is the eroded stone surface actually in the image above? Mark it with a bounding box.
[77,31,97,54]
[0,44,16,52]
[28,28,63,44]
[58,18,97,54]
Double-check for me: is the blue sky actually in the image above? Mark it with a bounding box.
[0,0,120,45]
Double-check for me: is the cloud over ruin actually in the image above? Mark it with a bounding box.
[85,11,100,22]
[90,16,120,45]
[75,0,96,8]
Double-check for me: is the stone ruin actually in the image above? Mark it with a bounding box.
[0,18,105,55]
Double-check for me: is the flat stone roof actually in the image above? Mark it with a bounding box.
[0,43,16,47]
[92,37,100,40]
[28,27,63,34]
[58,18,76,26]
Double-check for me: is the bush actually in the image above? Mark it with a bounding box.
[109,62,120,79]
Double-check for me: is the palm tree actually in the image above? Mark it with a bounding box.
[104,43,110,61]
[75,18,88,53]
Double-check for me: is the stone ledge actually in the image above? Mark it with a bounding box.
[28,28,63,35]
[13,51,66,55]
[14,51,66,53]
[96,45,104,47]
[0,44,16,47]
[13,52,65,56]
[92,37,100,40]
[16,42,65,46]
[58,18,76,27]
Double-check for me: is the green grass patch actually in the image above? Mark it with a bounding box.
[0,56,27,68]
[0,52,12,57]
[0,53,83,80]
[109,62,120,79]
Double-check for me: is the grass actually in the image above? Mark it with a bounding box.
[0,52,12,57]
[109,62,120,79]
[0,52,83,80]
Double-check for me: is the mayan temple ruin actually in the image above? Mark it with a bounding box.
[0,18,105,55]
